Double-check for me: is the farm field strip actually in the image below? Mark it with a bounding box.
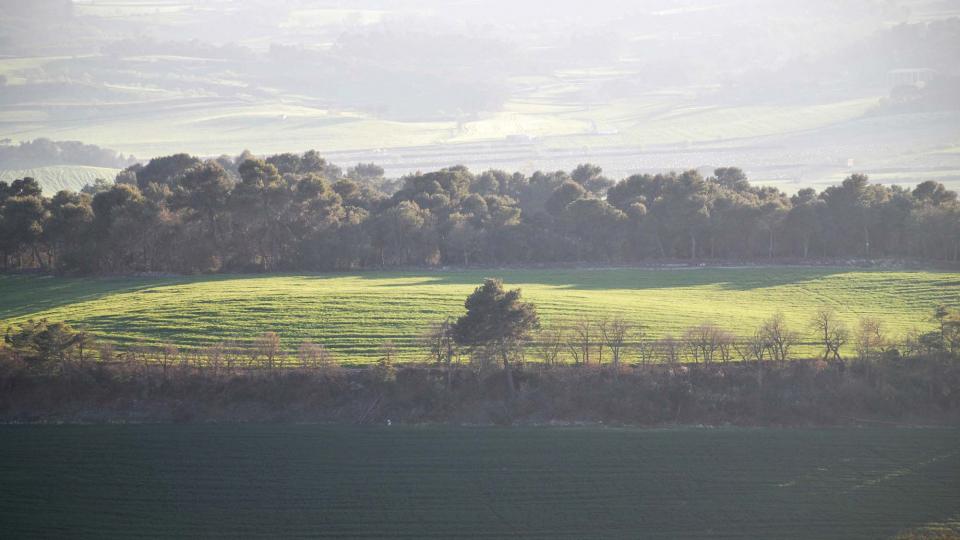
[0,165,121,193]
[2,267,957,364]
[0,425,957,538]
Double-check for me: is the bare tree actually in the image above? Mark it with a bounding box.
[599,317,630,373]
[636,335,654,367]
[734,330,769,364]
[423,318,457,367]
[318,345,335,370]
[901,327,923,358]
[760,312,797,365]
[255,331,281,370]
[683,331,701,364]
[732,327,772,388]
[515,338,529,370]
[298,341,332,369]
[298,341,316,369]
[657,334,681,366]
[129,340,149,371]
[567,317,593,366]
[854,317,886,361]
[96,341,114,364]
[223,339,242,372]
[204,342,225,374]
[683,322,725,364]
[716,329,734,364]
[811,308,847,363]
[177,346,191,369]
[423,317,458,388]
[375,340,398,383]
[533,326,565,367]
[158,342,178,376]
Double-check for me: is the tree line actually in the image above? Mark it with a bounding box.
[0,138,136,169]
[1,150,959,273]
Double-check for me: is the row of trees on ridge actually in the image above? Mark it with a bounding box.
[1,150,959,273]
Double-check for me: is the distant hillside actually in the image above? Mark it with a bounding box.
[0,166,119,193]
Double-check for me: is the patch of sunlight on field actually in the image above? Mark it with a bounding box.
[21,104,453,157]
[502,99,584,115]
[615,98,881,146]
[814,169,960,192]
[861,170,960,182]
[0,110,49,122]
[2,268,956,364]
[281,8,387,28]
[72,1,192,17]
[555,66,641,78]
[187,104,355,127]
[570,96,682,124]
[0,55,76,76]
[448,111,591,142]
[923,145,960,157]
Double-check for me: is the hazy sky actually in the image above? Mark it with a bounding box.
[1,0,958,189]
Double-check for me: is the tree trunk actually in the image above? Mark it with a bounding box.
[768,230,774,259]
[690,232,697,260]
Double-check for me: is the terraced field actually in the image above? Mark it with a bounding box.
[0,425,957,538]
[2,267,957,363]
[0,165,121,193]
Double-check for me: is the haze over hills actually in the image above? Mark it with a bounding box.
[1,0,959,192]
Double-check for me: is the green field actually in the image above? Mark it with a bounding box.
[0,165,121,193]
[0,425,957,538]
[2,267,957,363]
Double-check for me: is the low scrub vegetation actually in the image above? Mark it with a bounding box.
[1,343,957,426]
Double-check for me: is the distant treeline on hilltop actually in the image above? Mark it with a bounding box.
[0,139,136,170]
[0,150,957,273]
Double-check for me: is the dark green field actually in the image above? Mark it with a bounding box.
[0,425,957,538]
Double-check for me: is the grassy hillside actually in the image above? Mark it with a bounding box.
[0,165,120,193]
[2,267,957,363]
[0,425,957,538]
